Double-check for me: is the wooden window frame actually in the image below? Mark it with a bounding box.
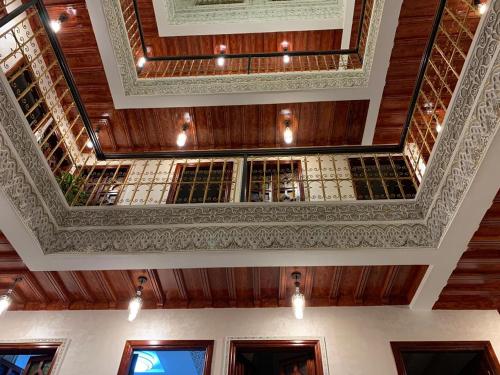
[390,341,500,375]
[117,339,214,375]
[227,339,324,375]
[0,341,64,375]
[166,162,234,204]
[246,160,305,202]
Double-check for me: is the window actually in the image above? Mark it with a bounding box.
[167,162,233,204]
[80,166,130,206]
[0,342,62,375]
[391,341,500,375]
[246,160,305,202]
[118,340,214,375]
[348,155,418,200]
[7,59,48,130]
[228,340,324,375]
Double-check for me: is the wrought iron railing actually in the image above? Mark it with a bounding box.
[0,0,484,206]
[120,0,372,77]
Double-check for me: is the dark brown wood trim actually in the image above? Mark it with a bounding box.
[117,340,214,375]
[390,341,500,375]
[228,339,324,375]
[0,341,63,375]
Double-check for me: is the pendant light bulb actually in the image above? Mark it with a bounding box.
[86,139,94,149]
[0,277,21,316]
[137,56,146,68]
[436,122,442,133]
[128,294,143,322]
[50,20,62,33]
[283,54,290,64]
[217,56,225,67]
[177,124,189,147]
[284,121,293,144]
[291,272,305,320]
[0,294,12,316]
[478,2,487,14]
[128,276,147,322]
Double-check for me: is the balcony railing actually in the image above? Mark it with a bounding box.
[0,0,483,206]
[120,0,372,77]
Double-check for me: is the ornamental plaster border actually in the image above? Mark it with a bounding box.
[0,338,70,375]
[162,0,342,26]
[0,1,498,254]
[222,336,330,375]
[100,0,382,95]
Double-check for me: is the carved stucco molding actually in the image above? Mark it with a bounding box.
[100,0,383,95]
[163,0,342,25]
[0,1,498,254]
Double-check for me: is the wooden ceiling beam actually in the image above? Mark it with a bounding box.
[354,267,371,304]
[252,268,261,307]
[95,271,117,306]
[225,268,237,306]
[69,271,94,302]
[44,272,70,304]
[381,266,400,304]
[147,269,165,308]
[199,268,212,306]
[329,266,343,304]
[172,269,188,301]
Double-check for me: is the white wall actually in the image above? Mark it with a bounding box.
[0,307,498,375]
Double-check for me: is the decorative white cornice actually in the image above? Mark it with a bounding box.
[100,0,382,95]
[0,1,498,254]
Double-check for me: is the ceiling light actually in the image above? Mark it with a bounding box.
[281,40,290,64]
[137,56,146,68]
[183,112,191,123]
[216,44,226,67]
[474,0,488,14]
[284,119,293,145]
[423,102,434,115]
[128,276,147,322]
[291,272,305,320]
[0,277,22,317]
[50,12,68,33]
[86,127,99,149]
[176,123,189,147]
[436,122,442,133]
[50,20,62,33]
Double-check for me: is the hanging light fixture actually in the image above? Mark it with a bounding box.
[177,123,189,147]
[284,119,293,145]
[128,276,147,322]
[474,0,488,14]
[436,121,442,133]
[216,44,227,67]
[291,272,305,319]
[50,12,68,33]
[0,277,22,316]
[281,41,290,64]
[86,127,99,149]
[137,56,147,69]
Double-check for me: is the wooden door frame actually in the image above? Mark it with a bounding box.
[0,341,63,375]
[117,339,214,375]
[227,339,324,375]
[390,341,500,375]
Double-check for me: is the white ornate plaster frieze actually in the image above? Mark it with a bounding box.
[100,0,381,95]
[161,0,342,26]
[0,1,498,254]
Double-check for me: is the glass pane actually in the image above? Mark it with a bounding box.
[131,349,206,375]
[401,350,491,375]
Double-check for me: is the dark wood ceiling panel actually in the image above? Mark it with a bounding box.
[0,233,428,310]
[435,190,500,310]
[373,0,440,144]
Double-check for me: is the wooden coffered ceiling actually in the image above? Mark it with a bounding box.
[0,232,427,310]
[435,190,500,311]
